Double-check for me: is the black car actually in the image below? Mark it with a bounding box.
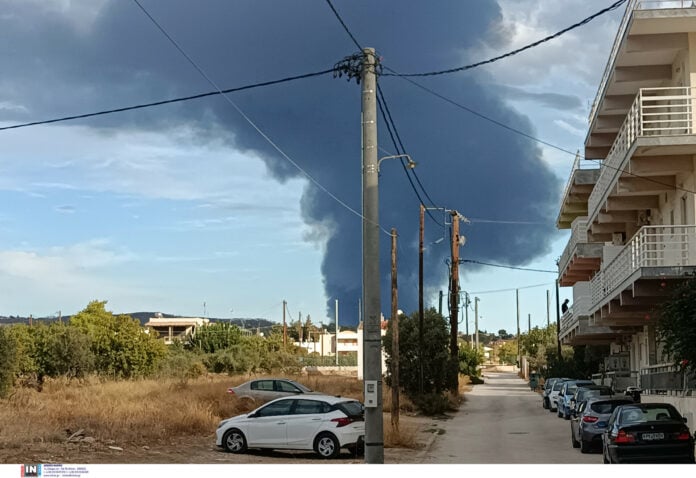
[602,402,695,464]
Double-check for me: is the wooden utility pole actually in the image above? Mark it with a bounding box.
[516,289,521,367]
[418,203,425,395]
[438,290,443,316]
[390,228,400,431]
[546,290,551,328]
[449,212,460,391]
[528,313,531,333]
[474,297,480,351]
[282,300,287,347]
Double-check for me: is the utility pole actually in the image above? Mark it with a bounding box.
[449,212,460,391]
[29,314,32,327]
[546,290,551,328]
[335,299,339,366]
[282,300,287,347]
[474,297,480,351]
[555,279,562,359]
[438,290,443,316]
[361,47,383,464]
[516,289,521,368]
[390,228,400,432]
[418,203,424,396]
[528,313,531,333]
[58,310,62,324]
[464,292,470,347]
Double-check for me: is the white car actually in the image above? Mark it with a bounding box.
[548,379,570,412]
[216,394,365,458]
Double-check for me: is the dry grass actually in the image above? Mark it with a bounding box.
[0,372,456,450]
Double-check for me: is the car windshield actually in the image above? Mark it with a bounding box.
[552,382,564,391]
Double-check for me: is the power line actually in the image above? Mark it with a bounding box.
[386,69,696,197]
[131,0,392,237]
[469,282,554,295]
[383,0,628,77]
[324,0,362,50]
[0,69,335,132]
[460,259,557,274]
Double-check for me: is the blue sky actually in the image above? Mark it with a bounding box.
[0,0,624,334]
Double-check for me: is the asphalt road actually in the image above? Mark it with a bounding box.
[420,372,601,464]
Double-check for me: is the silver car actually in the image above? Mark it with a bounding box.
[227,378,320,404]
[570,396,633,453]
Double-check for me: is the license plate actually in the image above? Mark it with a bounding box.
[641,432,664,441]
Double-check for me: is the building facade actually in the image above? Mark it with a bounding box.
[557,0,696,418]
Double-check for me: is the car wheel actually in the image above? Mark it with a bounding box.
[314,432,340,459]
[571,431,580,448]
[564,411,570,420]
[580,439,590,454]
[557,407,563,418]
[222,428,247,454]
[543,398,549,409]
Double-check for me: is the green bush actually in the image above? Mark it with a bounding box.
[413,392,451,415]
[0,327,18,398]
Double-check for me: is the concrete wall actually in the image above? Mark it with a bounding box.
[641,395,696,430]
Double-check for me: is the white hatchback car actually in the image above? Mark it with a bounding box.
[216,394,365,458]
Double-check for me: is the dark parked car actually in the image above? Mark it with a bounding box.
[568,385,613,416]
[602,402,695,464]
[570,396,633,453]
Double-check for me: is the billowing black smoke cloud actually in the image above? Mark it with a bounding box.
[0,0,561,324]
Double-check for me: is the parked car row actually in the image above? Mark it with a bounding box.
[541,377,695,464]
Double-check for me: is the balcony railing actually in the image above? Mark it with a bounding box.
[559,294,591,336]
[592,371,639,393]
[559,217,589,276]
[589,0,695,123]
[641,363,696,394]
[590,225,696,305]
[588,87,694,222]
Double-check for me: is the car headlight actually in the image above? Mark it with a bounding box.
[217,419,229,429]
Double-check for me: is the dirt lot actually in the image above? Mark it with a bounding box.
[0,413,449,465]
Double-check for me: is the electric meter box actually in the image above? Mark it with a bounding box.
[364,380,378,408]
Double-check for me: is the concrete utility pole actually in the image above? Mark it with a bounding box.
[546,290,551,328]
[474,297,480,351]
[516,289,521,367]
[438,290,443,317]
[335,299,339,366]
[464,292,470,347]
[449,212,460,391]
[390,228,400,432]
[361,47,383,464]
[555,279,562,359]
[418,203,425,395]
[282,300,287,347]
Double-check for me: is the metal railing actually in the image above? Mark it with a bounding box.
[641,363,696,394]
[588,87,695,223]
[590,225,696,305]
[592,370,639,392]
[559,294,591,336]
[589,0,695,123]
[559,217,589,276]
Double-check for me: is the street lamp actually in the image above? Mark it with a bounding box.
[377,154,416,172]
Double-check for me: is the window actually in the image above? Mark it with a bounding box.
[276,380,301,393]
[251,380,274,391]
[256,399,294,417]
[293,399,329,415]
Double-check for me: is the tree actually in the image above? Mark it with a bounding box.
[189,321,244,353]
[0,326,18,397]
[382,308,453,397]
[458,346,483,378]
[497,340,518,365]
[32,323,94,379]
[657,278,696,374]
[70,300,167,378]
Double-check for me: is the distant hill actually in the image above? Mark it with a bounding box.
[0,312,278,331]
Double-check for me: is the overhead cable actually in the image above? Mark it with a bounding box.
[383,0,628,77]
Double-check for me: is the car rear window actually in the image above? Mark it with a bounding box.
[590,400,632,414]
[336,400,364,418]
[621,406,680,423]
[553,382,564,391]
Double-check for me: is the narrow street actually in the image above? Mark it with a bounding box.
[420,372,600,464]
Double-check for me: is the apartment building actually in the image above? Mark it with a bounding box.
[557,0,696,411]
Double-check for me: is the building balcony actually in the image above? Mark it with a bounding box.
[559,292,618,345]
[589,225,696,327]
[587,87,696,241]
[558,217,603,287]
[588,1,696,157]
[557,154,600,230]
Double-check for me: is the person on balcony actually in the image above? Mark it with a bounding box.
[561,299,570,314]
